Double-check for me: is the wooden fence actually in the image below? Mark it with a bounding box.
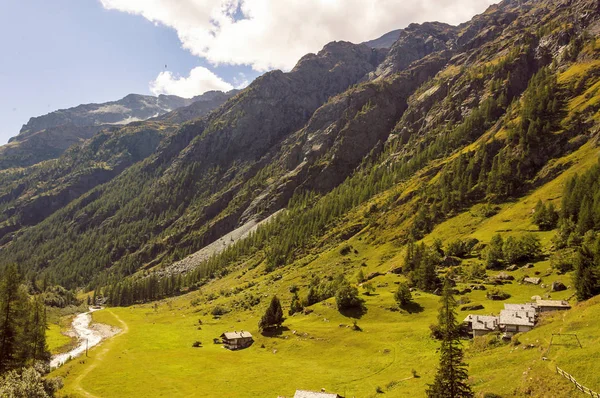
[556,366,600,397]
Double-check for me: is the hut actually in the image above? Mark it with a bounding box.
[293,390,342,398]
[463,315,499,337]
[535,299,571,312]
[220,331,253,350]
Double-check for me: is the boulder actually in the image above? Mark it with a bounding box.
[551,281,567,292]
[506,264,519,271]
[366,272,383,281]
[441,256,462,267]
[460,303,484,311]
[496,272,515,281]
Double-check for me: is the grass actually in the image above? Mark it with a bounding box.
[46,322,75,355]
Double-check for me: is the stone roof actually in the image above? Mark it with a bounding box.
[536,299,571,308]
[221,331,253,340]
[294,390,339,398]
[499,309,535,327]
[463,315,499,331]
[504,303,537,312]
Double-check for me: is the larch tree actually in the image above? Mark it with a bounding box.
[427,278,473,398]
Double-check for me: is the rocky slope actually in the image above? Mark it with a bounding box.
[0,90,236,169]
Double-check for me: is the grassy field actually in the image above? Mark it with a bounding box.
[49,142,600,397]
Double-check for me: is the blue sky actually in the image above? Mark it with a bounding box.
[0,0,258,144]
[0,0,497,145]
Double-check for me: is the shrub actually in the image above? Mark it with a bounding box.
[339,244,352,255]
[192,341,202,348]
[335,279,362,310]
[211,305,229,316]
[487,288,510,300]
[550,250,576,273]
[446,239,469,258]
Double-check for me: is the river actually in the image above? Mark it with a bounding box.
[50,307,104,368]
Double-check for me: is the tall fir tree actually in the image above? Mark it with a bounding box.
[427,278,473,398]
[258,296,284,331]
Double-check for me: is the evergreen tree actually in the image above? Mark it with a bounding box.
[0,265,26,373]
[289,292,303,316]
[258,296,284,331]
[394,282,412,307]
[427,279,473,398]
[573,246,600,301]
[484,234,504,269]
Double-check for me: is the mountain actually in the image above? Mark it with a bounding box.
[0,90,236,169]
[0,0,598,302]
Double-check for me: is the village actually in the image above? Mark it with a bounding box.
[463,298,571,338]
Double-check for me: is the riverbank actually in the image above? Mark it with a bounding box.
[50,307,121,368]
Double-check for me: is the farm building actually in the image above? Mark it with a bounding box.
[536,299,571,312]
[504,303,537,313]
[293,390,342,398]
[499,309,536,335]
[220,331,253,350]
[463,315,499,337]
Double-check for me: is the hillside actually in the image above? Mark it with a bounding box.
[2,0,600,395]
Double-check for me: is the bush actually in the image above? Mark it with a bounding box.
[446,239,469,258]
[211,305,229,316]
[339,244,352,256]
[192,341,202,347]
[487,288,510,300]
[550,250,576,273]
[335,280,362,310]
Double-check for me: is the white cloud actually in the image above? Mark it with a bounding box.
[149,66,233,97]
[101,0,499,72]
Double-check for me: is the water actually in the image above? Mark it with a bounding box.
[50,307,103,368]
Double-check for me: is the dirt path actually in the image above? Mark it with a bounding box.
[72,309,129,398]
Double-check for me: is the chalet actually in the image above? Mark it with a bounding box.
[499,309,535,335]
[463,315,499,337]
[536,299,571,312]
[504,303,537,313]
[220,331,253,350]
[293,390,342,398]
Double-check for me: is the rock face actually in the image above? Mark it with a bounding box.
[0,90,236,169]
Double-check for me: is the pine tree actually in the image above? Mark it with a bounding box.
[574,246,600,301]
[394,282,412,307]
[289,292,303,316]
[427,279,474,398]
[258,296,284,331]
[0,265,26,373]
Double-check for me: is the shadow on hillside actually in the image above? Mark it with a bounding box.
[339,305,367,319]
[401,301,424,314]
[261,326,290,337]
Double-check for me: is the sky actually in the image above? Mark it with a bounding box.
[0,0,498,144]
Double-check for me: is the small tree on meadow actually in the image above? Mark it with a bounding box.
[259,296,284,331]
[289,292,303,316]
[427,278,474,398]
[394,282,412,307]
[335,279,361,310]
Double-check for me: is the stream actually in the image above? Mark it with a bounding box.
[50,307,103,368]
